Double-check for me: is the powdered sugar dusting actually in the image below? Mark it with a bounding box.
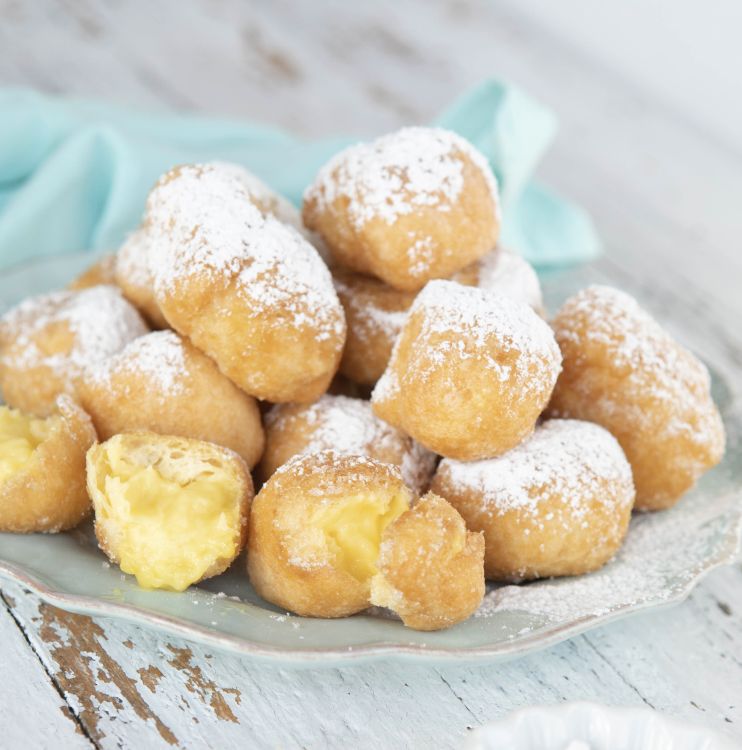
[116,226,152,288]
[353,300,408,342]
[373,279,561,402]
[208,161,303,231]
[552,285,724,456]
[206,161,333,264]
[305,126,499,228]
[474,248,544,313]
[86,330,187,397]
[267,395,435,492]
[1,285,148,381]
[438,420,634,518]
[146,163,344,338]
[332,274,410,343]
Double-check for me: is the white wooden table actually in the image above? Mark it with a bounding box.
[1,2,741,747]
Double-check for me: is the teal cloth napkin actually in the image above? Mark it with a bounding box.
[0,79,600,273]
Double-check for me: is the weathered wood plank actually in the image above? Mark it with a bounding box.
[4,568,742,749]
[3,581,481,749]
[0,592,93,749]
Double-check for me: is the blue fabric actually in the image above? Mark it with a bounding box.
[0,79,600,272]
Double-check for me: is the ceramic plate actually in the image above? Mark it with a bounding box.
[1,253,740,665]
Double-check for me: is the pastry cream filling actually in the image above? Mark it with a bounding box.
[310,491,409,582]
[95,442,241,592]
[0,406,53,484]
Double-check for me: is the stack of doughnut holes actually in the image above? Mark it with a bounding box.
[0,126,725,632]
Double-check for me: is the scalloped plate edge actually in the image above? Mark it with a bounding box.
[1,508,739,666]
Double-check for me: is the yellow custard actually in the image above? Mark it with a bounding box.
[0,406,54,484]
[91,435,243,591]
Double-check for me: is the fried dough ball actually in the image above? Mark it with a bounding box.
[372,280,561,460]
[548,286,725,510]
[431,419,635,581]
[248,451,483,629]
[147,163,346,403]
[303,127,501,291]
[260,394,435,491]
[334,247,544,386]
[117,162,328,331]
[0,395,96,533]
[115,227,169,329]
[0,286,148,416]
[248,451,413,618]
[68,254,117,291]
[87,432,252,591]
[370,492,484,630]
[78,330,264,468]
[333,269,416,386]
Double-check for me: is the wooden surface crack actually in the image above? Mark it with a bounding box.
[581,636,657,709]
[1,589,97,747]
[437,672,481,724]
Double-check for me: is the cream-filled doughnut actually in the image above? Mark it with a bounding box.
[0,285,148,416]
[248,451,413,618]
[548,285,725,510]
[303,127,500,291]
[146,163,346,403]
[79,330,264,468]
[248,450,483,629]
[431,419,635,581]
[372,280,561,460]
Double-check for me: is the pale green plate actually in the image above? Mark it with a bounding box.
[1,253,740,665]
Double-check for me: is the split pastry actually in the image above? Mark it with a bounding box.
[87,432,252,591]
[0,395,96,532]
[247,451,484,630]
